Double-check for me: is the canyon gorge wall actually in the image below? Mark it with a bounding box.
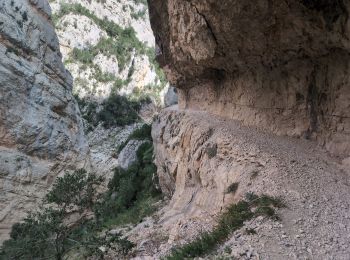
[148,2,350,257]
[0,0,89,242]
[148,0,350,158]
[49,0,168,102]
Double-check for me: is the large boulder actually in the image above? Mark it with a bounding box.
[164,86,178,107]
[118,140,146,170]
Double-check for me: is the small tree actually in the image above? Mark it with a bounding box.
[0,169,133,260]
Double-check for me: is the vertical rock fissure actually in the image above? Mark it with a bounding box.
[306,67,319,138]
[191,3,218,46]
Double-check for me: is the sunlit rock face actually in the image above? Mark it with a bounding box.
[148,0,350,157]
[50,0,167,102]
[0,0,89,242]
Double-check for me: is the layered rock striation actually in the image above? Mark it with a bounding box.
[147,1,350,257]
[152,108,350,259]
[50,0,168,102]
[0,0,89,242]
[148,0,350,157]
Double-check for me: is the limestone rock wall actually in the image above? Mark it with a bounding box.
[49,0,167,103]
[148,0,350,157]
[151,108,350,259]
[0,0,89,242]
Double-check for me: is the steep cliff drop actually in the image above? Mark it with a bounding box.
[0,0,89,242]
[147,0,350,259]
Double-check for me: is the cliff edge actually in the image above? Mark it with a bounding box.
[0,0,89,242]
[144,0,350,258]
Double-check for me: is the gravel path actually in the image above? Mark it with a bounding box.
[186,109,350,260]
[132,107,350,259]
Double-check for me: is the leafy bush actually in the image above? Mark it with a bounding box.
[0,170,134,260]
[131,8,147,20]
[95,142,161,227]
[206,144,217,159]
[75,93,142,130]
[129,124,152,141]
[117,124,152,153]
[97,94,141,128]
[166,194,285,259]
[226,182,239,194]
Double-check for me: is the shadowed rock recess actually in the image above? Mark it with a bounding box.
[148,0,350,157]
[0,0,89,242]
[147,1,350,258]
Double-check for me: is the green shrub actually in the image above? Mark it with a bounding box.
[226,182,239,194]
[131,8,147,20]
[0,170,134,260]
[95,142,161,227]
[75,93,144,131]
[117,124,152,153]
[206,144,217,159]
[166,194,285,259]
[93,67,117,83]
[97,94,141,128]
[112,78,129,91]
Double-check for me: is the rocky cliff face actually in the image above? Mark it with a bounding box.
[0,0,89,242]
[148,0,350,157]
[151,108,350,259]
[49,0,168,103]
[145,1,350,258]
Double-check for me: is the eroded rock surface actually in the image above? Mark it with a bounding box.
[50,0,167,102]
[149,107,350,259]
[148,0,350,157]
[0,0,89,242]
[118,140,147,170]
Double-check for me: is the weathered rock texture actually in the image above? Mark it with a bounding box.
[118,140,146,170]
[50,0,167,103]
[148,0,350,157]
[0,0,89,242]
[151,108,350,259]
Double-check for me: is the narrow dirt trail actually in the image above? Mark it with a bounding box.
[132,107,350,259]
[188,109,350,259]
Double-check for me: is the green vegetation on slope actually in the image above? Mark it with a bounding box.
[166,193,285,259]
[75,93,149,130]
[0,128,162,259]
[95,131,161,227]
[0,170,134,260]
[53,2,167,102]
[117,124,152,153]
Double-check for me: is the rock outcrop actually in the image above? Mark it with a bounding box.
[148,0,350,157]
[146,1,350,258]
[118,139,147,170]
[0,0,89,242]
[164,86,178,107]
[50,0,167,102]
[151,107,350,259]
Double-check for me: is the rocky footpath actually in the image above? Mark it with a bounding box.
[148,0,350,157]
[146,107,350,259]
[142,2,350,255]
[0,0,89,242]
